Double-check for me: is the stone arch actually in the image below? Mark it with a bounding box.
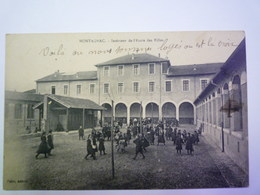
[115,103,127,124]
[102,103,112,124]
[145,102,159,123]
[130,102,142,122]
[162,102,176,121]
[179,102,194,124]
[232,75,243,130]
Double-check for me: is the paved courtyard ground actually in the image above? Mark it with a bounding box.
[3,125,248,190]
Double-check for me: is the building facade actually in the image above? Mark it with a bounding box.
[194,39,248,173]
[36,53,223,125]
[4,91,43,135]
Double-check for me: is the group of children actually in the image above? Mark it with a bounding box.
[35,122,201,160]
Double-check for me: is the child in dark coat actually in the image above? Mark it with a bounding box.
[186,133,194,155]
[36,132,50,159]
[47,130,54,155]
[85,138,96,160]
[98,136,106,155]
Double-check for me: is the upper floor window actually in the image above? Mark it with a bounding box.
[90,84,95,94]
[161,62,168,74]
[165,81,172,92]
[149,82,155,92]
[183,80,190,91]
[77,85,81,95]
[103,66,110,76]
[64,85,68,95]
[148,63,155,75]
[14,104,22,119]
[201,79,208,90]
[104,83,110,94]
[133,82,140,93]
[117,65,124,76]
[133,64,140,75]
[51,86,56,94]
[118,83,124,94]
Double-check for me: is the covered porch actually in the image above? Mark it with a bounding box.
[34,94,105,132]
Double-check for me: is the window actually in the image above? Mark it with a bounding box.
[183,80,190,91]
[64,85,68,95]
[201,79,208,90]
[14,104,22,119]
[161,62,168,74]
[77,85,81,95]
[118,83,124,93]
[165,81,172,92]
[149,82,155,92]
[104,83,109,94]
[117,65,124,76]
[103,66,110,76]
[51,86,56,94]
[133,64,140,75]
[27,104,34,119]
[148,63,155,74]
[133,82,139,93]
[90,84,95,94]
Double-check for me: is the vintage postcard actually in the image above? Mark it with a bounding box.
[4,31,248,190]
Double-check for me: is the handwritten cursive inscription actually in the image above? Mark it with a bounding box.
[39,44,65,56]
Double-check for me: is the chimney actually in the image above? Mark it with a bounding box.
[158,53,160,57]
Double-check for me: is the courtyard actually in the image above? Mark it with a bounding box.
[4,125,248,190]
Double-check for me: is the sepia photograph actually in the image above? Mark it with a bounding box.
[3,31,248,190]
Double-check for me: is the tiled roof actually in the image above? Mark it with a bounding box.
[167,63,223,76]
[95,53,169,66]
[48,94,105,110]
[36,71,97,82]
[5,90,43,102]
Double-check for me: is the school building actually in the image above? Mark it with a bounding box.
[36,53,223,126]
[194,38,248,173]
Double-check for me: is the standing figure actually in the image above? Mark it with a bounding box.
[133,134,145,160]
[142,135,150,152]
[172,128,177,145]
[175,134,183,154]
[85,138,96,160]
[193,131,199,144]
[92,135,98,153]
[78,125,84,140]
[47,130,54,155]
[157,127,165,145]
[36,132,50,159]
[186,133,194,155]
[126,127,132,144]
[147,127,155,145]
[98,135,106,155]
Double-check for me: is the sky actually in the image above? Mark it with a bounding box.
[5,31,244,92]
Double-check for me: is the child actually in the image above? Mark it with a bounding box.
[36,132,50,159]
[84,138,96,160]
